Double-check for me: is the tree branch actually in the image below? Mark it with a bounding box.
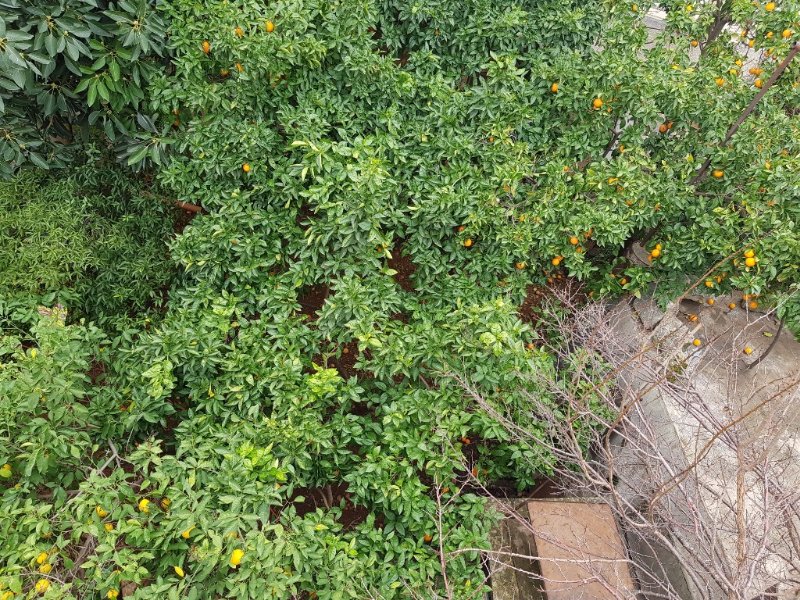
[691,43,800,185]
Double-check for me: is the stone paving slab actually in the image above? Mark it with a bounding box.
[527,500,635,600]
[487,500,544,600]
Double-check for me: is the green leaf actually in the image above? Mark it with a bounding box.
[126,145,149,165]
[3,45,27,68]
[87,81,97,106]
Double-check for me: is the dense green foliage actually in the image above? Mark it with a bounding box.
[0,0,168,176]
[0,164,175,325]
[1,0,800,598]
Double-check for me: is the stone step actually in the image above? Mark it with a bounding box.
[488,499,634,600]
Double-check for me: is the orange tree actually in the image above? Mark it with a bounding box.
[1,0,800,598]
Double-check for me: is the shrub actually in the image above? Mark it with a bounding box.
[0,0,169,175]
[0,163,176,325]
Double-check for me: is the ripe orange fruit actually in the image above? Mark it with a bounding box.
[234,26,244,38]
[423,534,433,543]
[576,246,584,254]
[471,466,478,477]
[229,549,244,568]
[201,40,211,54]
[715,77,725,86]
[569,236,579,245]
[463,238,473,248]
[705,280,714,288]
[765,1,776,9]
[515,262,526,270]
[265,20,275,33]
[744,249,755,258]
[728,302,736,310]
[690,40,699,47]
[592,97,603,110]
[235,62,244,72]
[692,338,702,347]
[619,277,628,286]
[712,169,724,179]
[35,580,50,595]
[783,29,793,39]
[650,248,661,258]
[743,346,753,355]
[766,31,774,39]
[687,313,698,322]
[749,67,763,76]
[631,3,638,12]
[551,82,559,93]
[707,298,715,306]
[754,78,763,88]
[748,300,759,310]
[242,163,251,173]
[748,39,755,48]
[457,225,465,232]
[551,256,562,266]
[745,257,756,267]
[461,436,471,445]
[658,123,669,134]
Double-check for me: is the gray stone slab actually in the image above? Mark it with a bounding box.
[487,500,545,600]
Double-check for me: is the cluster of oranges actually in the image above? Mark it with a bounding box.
[200,21,276,77]
[202,20,275,52]
[648,243,662,261]
[743,248,758,269]
[658,121,674,134]
[743,293,760,310]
